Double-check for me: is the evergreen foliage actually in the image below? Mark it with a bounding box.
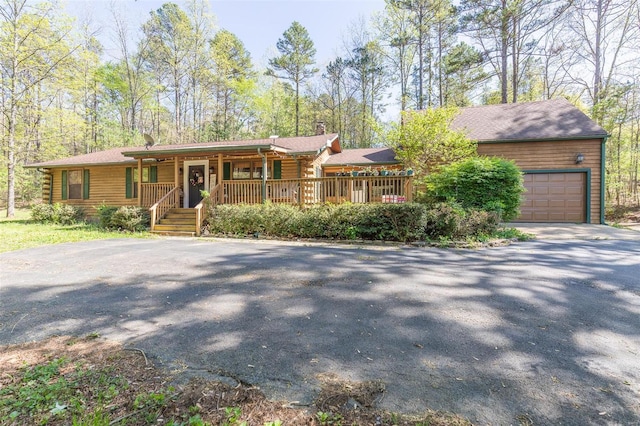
[424,157,525,221]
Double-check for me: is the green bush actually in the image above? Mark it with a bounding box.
[206,202,499,242]
[96,204,149,232]
[422,202,466,239]
[96,204,119,228]
[30,203,84,225]
[425,156,525,221]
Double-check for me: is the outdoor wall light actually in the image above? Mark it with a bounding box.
[575,153,585,164]
[209,167,214,174]
[179,168,183,174]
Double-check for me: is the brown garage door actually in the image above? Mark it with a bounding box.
[517,172,586,223]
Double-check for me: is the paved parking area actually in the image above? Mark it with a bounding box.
[1,234,639,425]
[511,223,640,240]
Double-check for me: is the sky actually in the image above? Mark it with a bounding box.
[65,0,386,69]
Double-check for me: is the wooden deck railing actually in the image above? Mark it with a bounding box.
[209,182,223,207]
[149,186,180,231]
[193,183,223,237]
[141,183,175,207]
[221,176,413,205]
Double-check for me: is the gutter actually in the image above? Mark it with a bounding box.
[25,159,140,169]
[476,134,610,144]
[123,144,285,158]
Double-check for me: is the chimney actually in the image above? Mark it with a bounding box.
[316,121,326,135]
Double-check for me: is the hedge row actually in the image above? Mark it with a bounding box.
[205,202,500,242]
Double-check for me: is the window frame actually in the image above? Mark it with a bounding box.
[62,169,89,200]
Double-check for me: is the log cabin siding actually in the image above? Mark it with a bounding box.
[477,138,603,223]
[49,165,131,217]
[48,162,176,217]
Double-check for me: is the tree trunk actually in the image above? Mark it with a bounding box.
[501,0,509,104]
[295,77,300,136]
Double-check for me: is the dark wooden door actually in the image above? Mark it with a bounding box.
[188,165,205,208]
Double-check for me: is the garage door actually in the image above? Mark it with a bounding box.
[517,172,586,222]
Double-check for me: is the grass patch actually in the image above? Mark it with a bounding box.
[0,336,472,426]
[0,208,152,253]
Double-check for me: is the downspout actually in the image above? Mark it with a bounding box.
[258,148,267,203]
[600,136,608,224]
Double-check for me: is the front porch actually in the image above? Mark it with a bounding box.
[142,175,414,236]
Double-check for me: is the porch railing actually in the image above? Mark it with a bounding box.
[222,176,413,205]
[141,183,175,207]
[193,183,222,237]
[149,186,180,231]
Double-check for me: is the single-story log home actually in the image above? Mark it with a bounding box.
[27,99,607,234]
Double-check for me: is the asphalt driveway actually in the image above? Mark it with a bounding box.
[1,233,639,425]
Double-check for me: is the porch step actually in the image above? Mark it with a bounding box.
[153,224,197,232]
[151,230,196,237]
[151,208,198,236]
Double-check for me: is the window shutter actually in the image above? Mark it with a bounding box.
[125,167,133,198]
[273,160,282,180]
[150,166,158,183]
[223,162,231,180]
[49,175,53,204]
[61,170,68,200]
[83,170,90,199]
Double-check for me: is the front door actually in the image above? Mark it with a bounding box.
[187,165,205,208]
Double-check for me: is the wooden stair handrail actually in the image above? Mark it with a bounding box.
[149,186,180,232]
[193,183,222,237]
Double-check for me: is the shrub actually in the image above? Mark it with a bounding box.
[425,156,525,221]
[30,203,84,225]
[96,204,119,228]
[206,201,504,242]
[422,202,465,239]
[96,204,149,232]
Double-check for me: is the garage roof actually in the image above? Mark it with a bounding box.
[453,99,609,142]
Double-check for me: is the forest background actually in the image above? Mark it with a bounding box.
[1,0,638,217]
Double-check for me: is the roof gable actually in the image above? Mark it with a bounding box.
[452,99,608,142]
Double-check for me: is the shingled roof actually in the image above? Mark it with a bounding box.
[27,134,340,167]
[452,99,608,142]
[27,147,139,168]
[324,148,399,166]
[122,133,340,157]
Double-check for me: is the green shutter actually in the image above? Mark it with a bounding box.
[83,170,90,199]
[223,162,231,180]
[49,175,53,204]
[149,166,158,183]
[125,167,132,199]
[273,160,282,179]
[61,170,68,200]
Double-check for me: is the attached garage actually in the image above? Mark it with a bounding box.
[453,99,608,224]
